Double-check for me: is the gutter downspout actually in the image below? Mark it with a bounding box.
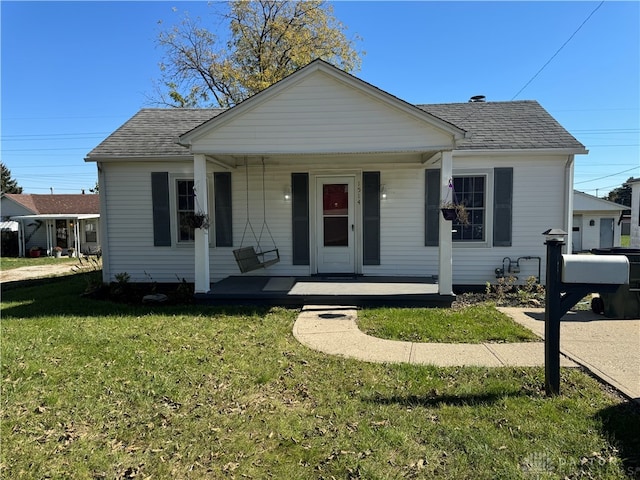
[97,162,110,282]
[565,155,575,254]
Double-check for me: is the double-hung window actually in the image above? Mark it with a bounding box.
[452,175,485,242]
[177,179,195,242]
[85,220,97,243]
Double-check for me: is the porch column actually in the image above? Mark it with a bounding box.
[438,151,454,295]
[74,219,81,256]
[18,220,25,257]
[46,220,53,255]
[194,154,211,293]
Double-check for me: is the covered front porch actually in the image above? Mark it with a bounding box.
[195,275,453,308]
[175,60,468,296]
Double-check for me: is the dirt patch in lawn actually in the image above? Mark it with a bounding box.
[0,263,76,283]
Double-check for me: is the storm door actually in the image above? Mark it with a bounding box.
[55,219,69,248]
[315,176,355,274]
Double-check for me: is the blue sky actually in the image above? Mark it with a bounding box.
[2,1,638,197]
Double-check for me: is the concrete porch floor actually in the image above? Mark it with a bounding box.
[195,275,453,307]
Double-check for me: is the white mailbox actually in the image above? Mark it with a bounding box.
[561,255,629,284]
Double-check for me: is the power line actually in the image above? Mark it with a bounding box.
[579,183,627,194]
[511,1,605,100]
[585,144,640,147]
[2,132,109,139]
[2,147,91,152]
[574,166,638,185]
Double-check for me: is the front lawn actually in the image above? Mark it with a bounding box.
[358,304,540,343]
[2,276,638,479]
[621,235,630,247]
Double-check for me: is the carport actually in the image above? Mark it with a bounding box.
[11,214,100,257]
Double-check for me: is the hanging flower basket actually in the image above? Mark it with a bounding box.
[440,207,457,221]
[188,212,210,230]
[440,202,470,225]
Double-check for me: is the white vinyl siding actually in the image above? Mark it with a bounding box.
[450,155,567,285]
[101,154,569,285]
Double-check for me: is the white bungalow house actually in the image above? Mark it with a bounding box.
[572,191,625,252]
[1,193,100,257]
[86,60,587,296]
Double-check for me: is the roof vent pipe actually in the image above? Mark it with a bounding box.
[469,95,486,103]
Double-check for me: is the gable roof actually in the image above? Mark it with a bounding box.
[178,59,466,148]
[3,194,100,215]
[573,190,626,212]
[86,61,586,160]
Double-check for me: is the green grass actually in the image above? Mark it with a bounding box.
[0,256,76,270]
[2,276,639,479]
[358,304,540,343]
[621,235,630,247]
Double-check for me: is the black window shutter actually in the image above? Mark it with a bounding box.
[493,167,513,246]
[151,172,171,246]
[214,172,233,247]
[292,173,310,265]
[425,169,440,246]
[363,172,381,265]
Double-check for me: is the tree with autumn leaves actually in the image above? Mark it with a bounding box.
[154,0,363,108]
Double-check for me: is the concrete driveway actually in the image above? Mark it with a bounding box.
[500,307,640,402]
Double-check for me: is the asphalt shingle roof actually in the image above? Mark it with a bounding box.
[4,194,100,215]
[419,100,585,151]
[86,109,225,159]
[86,101,584,159]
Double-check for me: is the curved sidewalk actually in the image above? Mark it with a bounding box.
[293,305,576,368]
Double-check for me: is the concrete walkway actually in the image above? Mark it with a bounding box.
[293,305,577,368]
[293,305,639,402]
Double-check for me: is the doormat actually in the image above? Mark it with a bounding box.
[262,277,295,292]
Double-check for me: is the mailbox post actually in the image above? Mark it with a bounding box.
[542,228,629,396]
[543,229,566,396]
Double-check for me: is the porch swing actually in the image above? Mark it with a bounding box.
[233,159,281,273]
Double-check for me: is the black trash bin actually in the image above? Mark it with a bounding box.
[590,248,640,319]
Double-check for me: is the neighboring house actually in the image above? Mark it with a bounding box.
[572,191,625,252]
[86,60,587,294]
[1,193,100,256]
[627,177,640,248]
